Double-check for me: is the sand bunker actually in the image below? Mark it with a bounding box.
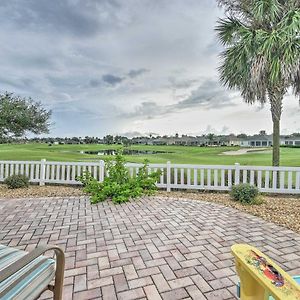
[221,148,270,155]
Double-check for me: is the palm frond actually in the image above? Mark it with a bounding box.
[293,66,300,102]
[278,9,300,34]
[219,43,251,90]
[215,17,244,46]
[259,30,280,61]
[280,40,300,83]
[249,55,268,102]
[216,0,300,106]
[269,56,281,84]
[252,0,282,23]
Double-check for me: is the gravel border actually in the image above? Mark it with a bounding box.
[157,191,300,234]
[0,185,84,199]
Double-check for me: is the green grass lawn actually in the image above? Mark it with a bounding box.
[0,143,299,166]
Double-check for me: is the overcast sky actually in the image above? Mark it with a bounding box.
[0,0,299,137]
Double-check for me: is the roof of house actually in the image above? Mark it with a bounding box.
[245,134,273,141]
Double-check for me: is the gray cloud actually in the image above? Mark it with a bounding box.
[118,131,159,138]
[89,79,102,88]
[127,68,149,78]
[167,76,200,90]
[102,74,124,86]
[0,76,35,90]
[0,0,121,37]
[204,39,224,57]
[122,79,237,119]
[197,125,230,135]
[98,69,149,87]
[176,80,236,109]
[125,102,162,119]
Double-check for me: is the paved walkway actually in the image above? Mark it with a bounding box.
[0,196,299,300]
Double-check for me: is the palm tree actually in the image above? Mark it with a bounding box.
[216,0,300,166]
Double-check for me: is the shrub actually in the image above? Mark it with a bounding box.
[230,183,260,204]
[281,144,300,148]
[4,174,29,189]
[78,151,161,204]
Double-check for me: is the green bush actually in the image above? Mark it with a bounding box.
[4,174,29,189]
[281,144,300,148]
[78,151,161,204]
[230,183,260,204]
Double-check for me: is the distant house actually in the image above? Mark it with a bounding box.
[240,132,300,147]
[122,131,300,148]
[283,136,300,146]
[240,133,273,147]
[195,136,209,146]
[152,138,168,145]
[131,137,152,145]
[175,135,198,146]
[223,135,242,146]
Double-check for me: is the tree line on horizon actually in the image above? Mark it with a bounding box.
[1,131,300,146]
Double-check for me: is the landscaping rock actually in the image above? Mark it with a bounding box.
[0,184,84,198]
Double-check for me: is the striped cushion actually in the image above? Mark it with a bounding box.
[0,245,55,300]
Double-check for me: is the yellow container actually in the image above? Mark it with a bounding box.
[231,244,300,300]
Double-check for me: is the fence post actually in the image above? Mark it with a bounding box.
[166,161,171,192]
[40,159,46,186]
[234,162,240,185]
[99,160,105,182]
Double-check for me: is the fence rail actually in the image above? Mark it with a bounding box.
[0,160,300,194]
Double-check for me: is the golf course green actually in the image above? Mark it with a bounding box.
[0,143,299,166]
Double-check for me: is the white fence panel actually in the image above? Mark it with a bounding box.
[0,160,299,194]
[0,160,105,186]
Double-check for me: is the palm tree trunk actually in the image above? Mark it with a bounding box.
[269,87,284,167]
[272,119,280,167]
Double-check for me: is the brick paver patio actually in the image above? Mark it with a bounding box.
[0,196,299,300]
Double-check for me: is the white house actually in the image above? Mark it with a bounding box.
[240,135,273,147]
[282,136,300,146]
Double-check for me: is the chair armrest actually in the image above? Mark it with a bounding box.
[0,245,64,283]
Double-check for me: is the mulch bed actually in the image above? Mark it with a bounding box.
[0,184,299,234]
[0,185,84,198]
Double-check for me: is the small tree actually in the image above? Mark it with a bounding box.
[216,0,300,166]
[78,152,161,204]
[0,92,51,139]
[207,133,215,146]
[103,135,114,145]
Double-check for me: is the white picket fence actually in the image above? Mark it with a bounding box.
[0,159,300,194]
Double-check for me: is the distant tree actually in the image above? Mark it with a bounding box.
[207,133,215,145]
[114,135,123,144]
[237,133,248,139]
[216,0,300,166]
[103,135,114,145]
[84,136,93,144]
[219,135,228,146]
[71,137,80,143]
[121,136,131,146]
[0,92,51,138]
